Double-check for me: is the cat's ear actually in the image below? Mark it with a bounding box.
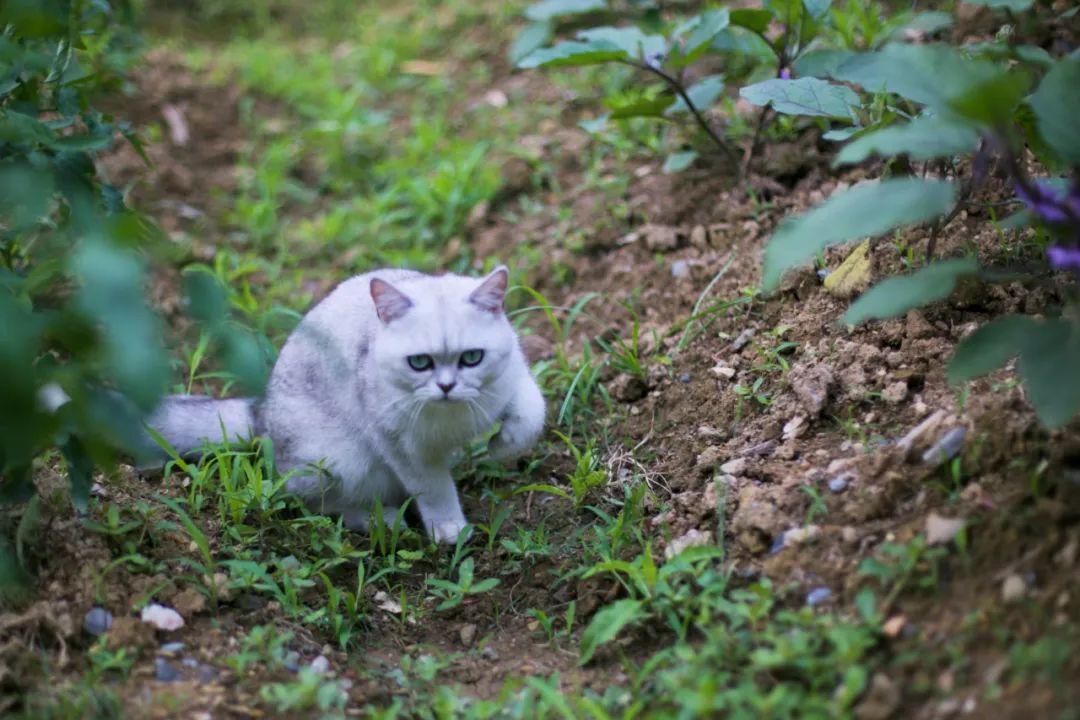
[469,266,508,314]
[370,278,414,323]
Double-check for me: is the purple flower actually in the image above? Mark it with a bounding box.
[1015,179,1071,224]
[1047,245,1080,270]
[779,67,792,79]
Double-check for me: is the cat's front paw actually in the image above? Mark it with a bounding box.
[487,423,539,462]
[430,518,470,544]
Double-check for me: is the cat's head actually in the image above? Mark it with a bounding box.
[369,267,516,406]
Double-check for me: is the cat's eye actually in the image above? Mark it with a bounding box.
[407,354,434,372]
[459,349,484,367]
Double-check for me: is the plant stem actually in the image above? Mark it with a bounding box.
[621,59,740,170]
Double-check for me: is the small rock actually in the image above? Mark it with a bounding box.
[925,513,965,546]
[769,532,788,555]
[828,476,849,493]
[310,655,331,674]
[374,591,402,615]
[741,439,777,458]
[710,364,737,379]
[730,328,756,352]
[141,604,184,632]
[678,372,691,384]
[881,381,908,404]
[697,425,725,441]
[83,607,113,636]
[806,587,832,607]
[459,623,477,647]
[197,664,217,683]
[283,650,301,673]
[854,673,901,720]
[154,658,182,683]
[882,615,906,638]
[689,225,709,249]
[720,458,748,475]
[782,415,807,441]
[1001,574,1026,603]
[896,410,946,458]
[481,646,499,661]
[610,373,648,402]
[842,526,858,544]
[665,528,713,560]
[670,259,690,278]
[783,525,822,547]
[641,224,679,251]
[209,572,233,602]
[905,309,935,340]
[695,446,724,469]
[922,427,966,464]
[159,641,185,654]
[1056,538,1078,567]
[788,363,835,416]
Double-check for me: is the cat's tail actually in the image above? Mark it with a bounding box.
[143,395,260,462]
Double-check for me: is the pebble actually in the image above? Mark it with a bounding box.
[806,587,832,607]
[459,623,477,647]
[310,655,331,674]
[480,646,499,661]
[83,607,113,636]
[922,426,967,464]
[720,458,748,475]
[925,512,965,546]
[154,658,182,682]
[160,641,185,654]
[283,650,301,672]
[730,328,756,351]
[678,372,691,384]
[1001,574,1026,603]
[140,604,184,632]
[768,532,788,555]
[828,476,849,493]
[670,259,690,278]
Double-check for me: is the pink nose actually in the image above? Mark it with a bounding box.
[438,382,455,395]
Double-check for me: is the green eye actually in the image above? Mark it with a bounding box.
[459,349,484,367]
[407,354,434,371]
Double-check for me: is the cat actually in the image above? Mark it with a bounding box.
[145,266,546,543]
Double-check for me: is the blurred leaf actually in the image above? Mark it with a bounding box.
[577,27,666,61]
[517,39,627,68]
[1016,319,1080,428]
[578,598,644,665]
[793,48,855,78]
[221,324,269,395]
[509,22,553,65]
[834,115,978,166]
[1028,56,1080,166]
[667,74,725,115]
[763,178,955,289]
[524,0,606,22]
[59,435,94,512]
[0,109,56,145]
[842,258,979,325]
[183,267,229,327]
[608,93,675,119]
[891,11,953,39]
[740,77,860,119]
[803,0,832,19]
[729,8,773,33]
[963,0,1032,9]
[671,10,730,68]
[948,314,1036,384]
[0,163,54,229]
[663,151,698,173]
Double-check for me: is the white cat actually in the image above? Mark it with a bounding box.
[146,266,546,543]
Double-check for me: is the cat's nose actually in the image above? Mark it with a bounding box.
[437,381,456,396]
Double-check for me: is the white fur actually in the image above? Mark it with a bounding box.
[148,267,546,544]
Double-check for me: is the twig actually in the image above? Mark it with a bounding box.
[619,59,741,170]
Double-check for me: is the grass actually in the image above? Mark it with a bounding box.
[9,0,1080,718]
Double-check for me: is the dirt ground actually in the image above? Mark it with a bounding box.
[3,11,1080,719]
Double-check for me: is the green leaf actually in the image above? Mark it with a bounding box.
[842,258,979,325]
[59,436,94,512]
[662,150,698,173]
[855,587,877,621]
[577,27,665,61]
[668,74,725,116]
[1017,319,1080,428]
[578,598,644,665]
[891,11,953,39]
[671,10,730,67]
[834,115,978,166]
[49,132,113,152]
[763,178,955,289]
[948,314,1035,385]
[183,268,228,327]
[1028,56,1080,166]
[963,0,1032,9]
[608,93,675,119]
[803,0,832,19]
[730,8,772,33]
[793,48,856,78]
[517,40,627,69]
[0,109,56,146]
[509,22,553,65]
[524,0,606,22]
[739,77,860,119]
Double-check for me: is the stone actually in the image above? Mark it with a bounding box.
[782,415,807,441]
[881,381,907,404]
[922,427,966,465]
[689,225,709,249]
[842,526,859,544]
[788,363,835,416]
[711,364,737,380]
[173,588,206,617]
[310,655,331,674]
[720,458,748,475]
[160,641,185,654]
[695,446,724,470]
[730,328,756,352]
[806,587,832,607]
[481,646,499,661]
[882,615,906,638]
[140,604,184,632]
[925,513,965,546]
[83,607,113,636]
[782,525,821,547]
[664,528,713,560]
[154,658,182,682]
[670,260,690,278]
[210,572,233,602]
[459,623,477,647]
[641,224,679,251]
[1001,574,1026,603]
[828,476,849,493]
